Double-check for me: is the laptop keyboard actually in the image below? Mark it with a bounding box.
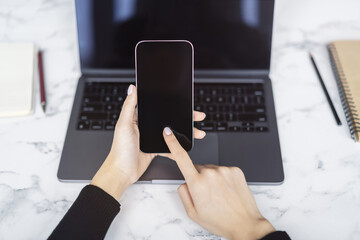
[194,83,268,132]
[77,82,128,131]
[77,82,268,132]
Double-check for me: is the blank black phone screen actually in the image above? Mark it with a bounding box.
[136,41,193,153]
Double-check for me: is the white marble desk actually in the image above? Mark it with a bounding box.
[1,0,360,239]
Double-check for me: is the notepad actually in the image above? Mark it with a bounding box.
[0,43,35,117]
[328,40,360,141]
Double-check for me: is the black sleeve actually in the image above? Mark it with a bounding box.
[48,185,120,240]
[260,231,291,240]
[48,185,289,240]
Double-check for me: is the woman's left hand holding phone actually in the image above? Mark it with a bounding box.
[91,84,206,200]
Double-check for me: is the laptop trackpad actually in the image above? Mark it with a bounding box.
[189,133,219,165]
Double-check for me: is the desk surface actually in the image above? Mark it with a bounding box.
[1,0,360,239]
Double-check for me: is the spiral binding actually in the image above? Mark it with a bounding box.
[328,44,360,141]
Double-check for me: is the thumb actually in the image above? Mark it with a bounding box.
[118,84,137,125]
[178,184,197,221]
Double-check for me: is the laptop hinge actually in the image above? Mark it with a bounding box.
[82,69,135,78]
[194,69,269,78]
[81,69,270,78]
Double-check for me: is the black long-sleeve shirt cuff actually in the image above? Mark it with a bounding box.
[48,185,120,240]
[260,231,291,240]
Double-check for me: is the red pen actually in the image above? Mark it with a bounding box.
[38,51,46,112]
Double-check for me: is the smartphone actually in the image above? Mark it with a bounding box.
[135,40,194,153]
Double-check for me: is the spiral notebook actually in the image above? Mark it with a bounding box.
[328,40,360,142]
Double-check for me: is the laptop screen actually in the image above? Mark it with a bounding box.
[76,0,274,71]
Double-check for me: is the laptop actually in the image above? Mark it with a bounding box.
[58,0,284,184]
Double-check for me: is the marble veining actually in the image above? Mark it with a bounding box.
[1,0,360,239]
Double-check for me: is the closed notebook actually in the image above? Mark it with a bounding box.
[0,43,35,117]
[328,40,360,141]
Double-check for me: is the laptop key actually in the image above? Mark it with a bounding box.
[232,105,243,113]
[236,87,244,95]
[206,105,216,112]
[216,96,225,103]
[255,96,264,104]
[216,122,228,131]
[243,126,255,132]
[214,113,224,121]
[222,88,231,95]
[204,96,212,103]
[105,104,115,111]
[229,126,241,132]
[105,121,116,130]
[78,121,90,130]
[85,88,98,95]
[205,113,212,121]
[111,87,119,95]
[226,113,236,121]
[84,85,95,93]
[195,105,204,112]
[247,96,255,104]
[237,114,266,122]
[109,112,119,120]
[83,96,100,103]
[91,121,104,130]
[103,96,113,102]
[218,105,230,112]
[198,88,207,96]
[258,115,267,122]
[242,122,254,127]
[82,103,103,112]
[199,122,215,131]
[98,88,106,95]
[80,113,107,120]
[247,89,264,96]
[243,96,249,104]
[211,89,218,96]
[244,105,265,113]
[115,95,124,103]
[256,126,268,132]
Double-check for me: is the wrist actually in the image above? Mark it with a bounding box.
[252,218,276,239]
[91,161,131,201]
[229,217,275,240]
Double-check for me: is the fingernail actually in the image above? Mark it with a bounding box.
[127,85,133,95]
[164,127,172,135]
[202,112,206,118]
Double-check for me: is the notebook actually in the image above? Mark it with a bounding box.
[0,43,35,117]
[328,40,360,141]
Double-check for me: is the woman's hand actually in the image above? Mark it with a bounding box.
[162,127,276,240]
[91,84,206,200]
